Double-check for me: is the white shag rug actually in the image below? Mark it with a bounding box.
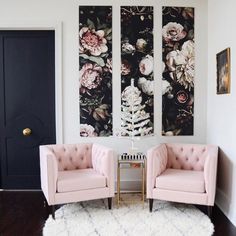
[43,194,214,236]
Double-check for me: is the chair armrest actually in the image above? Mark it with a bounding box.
[39,145,58,205]
[146,144,168,198]
[92,144,114,197]
[204,145,218,205]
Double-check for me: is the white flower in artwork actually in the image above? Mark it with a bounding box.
[136,38,147,51]
[139,55,153,76]
[138,77,154,96]
[162,22,187,42]
[162,61,166,73]
[165,40,195,90]
[176,57,194,90]
[80,124,97,137]
[182,40,194,58]
[162,80,173,96]
[121,42,135,54]
[166,50,186,72]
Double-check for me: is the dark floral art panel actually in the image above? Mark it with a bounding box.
[120,6,154,137]
[162,7,194,136]
[79,6,112,137]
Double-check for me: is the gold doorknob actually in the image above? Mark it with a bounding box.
[22,128,32,136]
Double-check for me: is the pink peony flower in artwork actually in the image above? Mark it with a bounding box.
[80,63,103,90]
[80,124,97,137]
[121,59,131,75]
[79,27,108,56]
[139,55,153,76]
[162,22,187,42]
[105,58,112,73]
[176,90,189,104]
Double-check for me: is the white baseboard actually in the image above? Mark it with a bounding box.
[216,188,236,227]
[0,189,41,191]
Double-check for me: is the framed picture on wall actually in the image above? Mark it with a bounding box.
[216,47,231,94]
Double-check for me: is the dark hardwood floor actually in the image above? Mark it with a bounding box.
[0,191,235,236]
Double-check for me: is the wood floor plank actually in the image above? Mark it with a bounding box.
[0,191,235,236]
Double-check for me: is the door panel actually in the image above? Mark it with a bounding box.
[0,31,56,189]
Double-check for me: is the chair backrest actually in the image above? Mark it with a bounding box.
[45,143,93,171]
[165,143,208,171]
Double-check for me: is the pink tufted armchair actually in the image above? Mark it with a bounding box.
[40,143,114,219]
[147,143,218,217]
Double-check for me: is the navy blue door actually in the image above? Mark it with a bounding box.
[0,31,56,189]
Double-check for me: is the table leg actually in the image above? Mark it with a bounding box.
[142,163,145,204]
[117,163,120,206]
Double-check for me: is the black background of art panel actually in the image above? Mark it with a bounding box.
[162,7,194,136]
[79,6,113,136]
[121,6,154,133]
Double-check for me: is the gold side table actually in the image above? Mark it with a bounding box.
[117,153,146,206]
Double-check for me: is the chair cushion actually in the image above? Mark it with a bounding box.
[155,168,205,193]
[57,168,106,193]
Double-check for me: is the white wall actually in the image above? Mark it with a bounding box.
[0,0,208,185]
[207,0,236,226]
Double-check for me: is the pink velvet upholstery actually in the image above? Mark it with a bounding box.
[40,143,114,207]
[57,169,106,193]
[147,143,218,207]
[155,169,205,193]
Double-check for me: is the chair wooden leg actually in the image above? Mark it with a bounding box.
[108,197,112,210]
[149,199,153,212]
[51,205,55,219]
[207,206,212,218]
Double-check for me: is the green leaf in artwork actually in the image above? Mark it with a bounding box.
[106,35,112,41]
[96,17,101,28]
[87,18,95,29]
[81,107,89,113]
[104,28,112,36]
[89,56,105,67]
[187,29,194,40]
[79,54,105,67]
[80,54,89,59]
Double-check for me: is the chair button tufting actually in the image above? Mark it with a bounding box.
[51,149,54,153]
[70,157,73,161]
[58,157,61,162]
[191,148,194,152]
[176,157,178,160]
[64,167,67,171]
[197,158,199,162]
[64,148,66,152]
[75,147,77,151]
[180,147,183,152]
[81,157,84,161]
[186,158,188,161]
[76,166,79,170]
